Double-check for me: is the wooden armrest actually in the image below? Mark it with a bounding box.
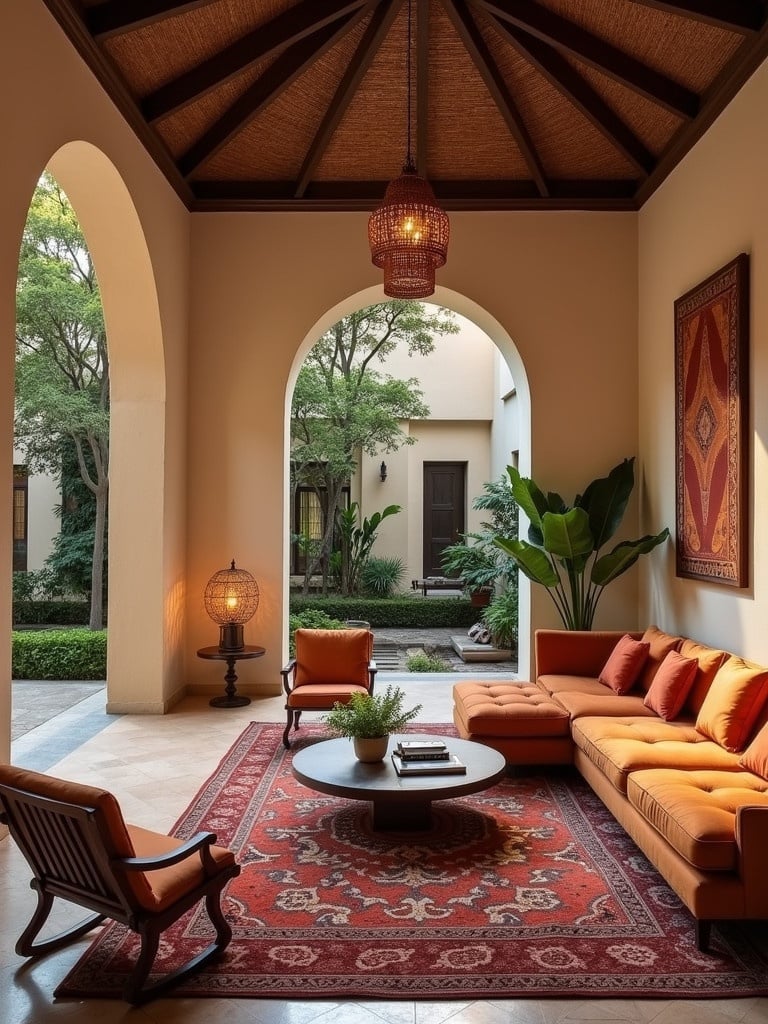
[281,659,297,694]
[119,831,218,872]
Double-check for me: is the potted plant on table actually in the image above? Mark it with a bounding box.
[324,685,422,762]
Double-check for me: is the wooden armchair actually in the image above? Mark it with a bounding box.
[0,764,240,1004]
[281,627,377,748]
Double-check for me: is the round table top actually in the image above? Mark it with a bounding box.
[196,644,265,661]
[291,734,506,803]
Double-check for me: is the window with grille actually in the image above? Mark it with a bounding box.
[13,466,28,572]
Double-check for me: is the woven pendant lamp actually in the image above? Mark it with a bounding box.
[368,0,449,299]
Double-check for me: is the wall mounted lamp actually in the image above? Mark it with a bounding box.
[204,559,259,651]
[380,461,388,482]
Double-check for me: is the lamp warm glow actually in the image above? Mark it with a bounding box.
[367,0,449,298]
[204,559,259,651]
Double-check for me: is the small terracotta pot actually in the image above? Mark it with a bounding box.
[353,736,389,762]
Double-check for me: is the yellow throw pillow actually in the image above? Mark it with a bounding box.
[695,657,768,753]
[739,721,768,780]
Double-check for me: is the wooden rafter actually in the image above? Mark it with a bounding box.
[443,0,549,195]
[491,18,655,175]
[143,0,368,122]
[178,9,368,178]
[86,0,215,39]
[415,0,429,175]
[624,0,766,33]
[477,0,699,118]
[295,0,401,197]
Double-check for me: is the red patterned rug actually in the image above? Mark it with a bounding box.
[57,722,768,1000]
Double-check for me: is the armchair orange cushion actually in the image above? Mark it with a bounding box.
[293,628,373,688]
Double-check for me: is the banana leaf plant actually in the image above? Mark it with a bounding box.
[494,458,669,630]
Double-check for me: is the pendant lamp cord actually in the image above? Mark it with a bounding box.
[405,0,414,171]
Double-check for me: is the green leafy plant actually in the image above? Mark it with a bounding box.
[441,476,518,596]
[323,684,422,738]
[337,502,401,595]
[482,588,518,650]
[496,457,669,631]
[12,628,107,680]
[361,555,405,597]
[406,651,451,672]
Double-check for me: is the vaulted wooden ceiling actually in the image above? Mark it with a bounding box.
[42,0,768,210]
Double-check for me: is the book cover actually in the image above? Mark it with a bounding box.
[397,740,447,754]
[391,753,466,775]
[397,750,451,761]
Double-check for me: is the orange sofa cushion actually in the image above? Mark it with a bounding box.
[638,626,683,691]
[678,638,728,715]
[643,650,698,721]
[627,768,768,872]
[452,682,570,738]
[598,634,650,694]
[293,628,372,687]
[739,720,768,779]
[695,656,768,752]
[553,690,654,721]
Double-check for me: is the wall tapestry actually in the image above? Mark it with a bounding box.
[674,253,749,586]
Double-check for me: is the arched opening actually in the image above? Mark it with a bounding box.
[283,284,533,678]
[21,143,168,715]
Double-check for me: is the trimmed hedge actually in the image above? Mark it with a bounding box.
[12,629,107,680]
[13,600,91,626]
[288,595,478,628]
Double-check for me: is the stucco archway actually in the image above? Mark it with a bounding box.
[43,143,168,713]
[284,284,533,678]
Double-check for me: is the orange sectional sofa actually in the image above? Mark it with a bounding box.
[453,627,768,950]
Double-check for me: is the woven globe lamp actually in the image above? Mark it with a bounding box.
[204,559,259,652]
[368,163,449,298]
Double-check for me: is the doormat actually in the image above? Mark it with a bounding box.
[57,722,768,1000]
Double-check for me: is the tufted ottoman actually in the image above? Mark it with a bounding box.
[452,681,573,764]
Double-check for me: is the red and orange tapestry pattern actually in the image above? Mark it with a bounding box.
[675,254,749,586]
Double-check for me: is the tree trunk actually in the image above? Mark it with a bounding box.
[89,485,107,630]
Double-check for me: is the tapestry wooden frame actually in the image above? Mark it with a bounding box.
[674,253,749,586]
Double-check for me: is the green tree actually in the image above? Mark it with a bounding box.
[291,301,458,593]
[15,173,109,630]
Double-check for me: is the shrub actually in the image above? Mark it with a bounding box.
[13,600,91,627]
[12,629,107,680]
[289,596,477,628]
[483,588,518,650]
[361,556,405,598]
[407,651,452,672]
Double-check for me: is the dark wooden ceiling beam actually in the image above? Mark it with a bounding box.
[442,0,550,195]
[178,10,367,178]
[86,0,214,39]
[143,0,369,122]
[416,0,429,175]
[477,0,699,118]
[490,18,656,175]
[624,1,766,33]
[295,1,401,198]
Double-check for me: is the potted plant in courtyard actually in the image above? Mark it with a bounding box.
[495,457,669,630]
[324,685,422,762]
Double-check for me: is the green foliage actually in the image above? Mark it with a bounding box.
[337,502,401,595]
[289,595,478,628]
[323,684,422,739]
[288,608,346,657]
[361,556,406,597]
[407,652,451,672]
[12,569,63,602]
[13,600,91,627]
[496,458,669,630]
[482,588,518,650]
[441,476,519,594]
[12,628,107,680]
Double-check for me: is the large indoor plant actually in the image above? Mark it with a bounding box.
[324,685,422,762]
[495,457,668,631]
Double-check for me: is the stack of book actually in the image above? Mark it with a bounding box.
[391,739,466,775]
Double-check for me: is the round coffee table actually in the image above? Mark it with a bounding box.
[291,734,506,832]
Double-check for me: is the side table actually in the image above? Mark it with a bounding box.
[196,645,265,708]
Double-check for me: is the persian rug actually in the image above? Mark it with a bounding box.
[57,722,768,1000]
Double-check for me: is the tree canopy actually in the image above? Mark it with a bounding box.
[15,172,109,629]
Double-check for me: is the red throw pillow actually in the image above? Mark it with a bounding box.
[643,650,698,720]
[739,721,768,779]
[598,634,650,695]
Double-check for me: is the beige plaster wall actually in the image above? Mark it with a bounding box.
[1,2,190,767]
[638,58,768,664]
[188,211,638,684]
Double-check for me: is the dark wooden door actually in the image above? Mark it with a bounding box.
[423,462,465,576]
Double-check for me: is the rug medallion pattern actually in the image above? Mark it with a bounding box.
[58,723,768,999]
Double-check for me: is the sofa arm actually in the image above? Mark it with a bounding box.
[736,804,768,915]
[535,629,642,678]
